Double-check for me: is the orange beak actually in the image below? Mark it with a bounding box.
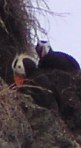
[14,73,25,86]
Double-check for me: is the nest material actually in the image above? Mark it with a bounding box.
[0,0,42,83]
[0,0,36,51]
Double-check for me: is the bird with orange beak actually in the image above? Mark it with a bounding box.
[12,54,38,86]
[11,53,61,109]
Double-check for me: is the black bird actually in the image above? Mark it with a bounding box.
[36,40,80,72]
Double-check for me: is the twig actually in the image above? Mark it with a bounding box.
[26,5,70,17]
[14,84,53,93]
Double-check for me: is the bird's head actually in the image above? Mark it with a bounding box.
[36,40,52,58]
[12,54,37,86]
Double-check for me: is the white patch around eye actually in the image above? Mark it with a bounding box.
[12,53,38,75]
[12,54,25,75]
[37,41,50,56]
[19,54,38,67]
[15,59,25,75]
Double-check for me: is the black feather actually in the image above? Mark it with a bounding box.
[38,50,80,72]
[23,58,37,77]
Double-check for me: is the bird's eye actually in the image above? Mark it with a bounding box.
[18,65,21,69]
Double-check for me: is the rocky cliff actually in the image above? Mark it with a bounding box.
[0,70,81,147]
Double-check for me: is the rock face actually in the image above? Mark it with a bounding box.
[0,69,81,148]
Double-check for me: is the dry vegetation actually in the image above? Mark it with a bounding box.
[0,0,81,147]
[0,0,48,83]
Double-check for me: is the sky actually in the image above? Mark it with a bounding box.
[36,0,81,66]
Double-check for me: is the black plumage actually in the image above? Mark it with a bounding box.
[12,54,61,109]
[36,41,80,72]
[38,50,80,72]
[23,58,37,77]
